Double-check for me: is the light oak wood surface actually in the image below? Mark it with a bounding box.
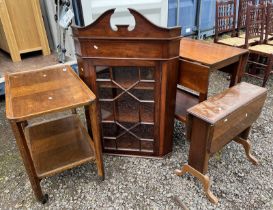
[0,0,50,62]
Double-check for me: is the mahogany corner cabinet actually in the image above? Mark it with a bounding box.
[72,8,181,157]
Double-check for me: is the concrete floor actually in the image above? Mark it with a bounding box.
[0,62,272,208]
[0,50,58,75]
[0,50,75,76]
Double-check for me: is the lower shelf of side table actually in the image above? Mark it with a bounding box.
[24,115,95,178]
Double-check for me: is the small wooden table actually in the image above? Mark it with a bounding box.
[175,82,267,204]
[179,38,249,100]
[5,65,104,203]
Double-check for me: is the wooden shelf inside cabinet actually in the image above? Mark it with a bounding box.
[25,115,95,178]
[101,110,154,123]
[97,79,155,90]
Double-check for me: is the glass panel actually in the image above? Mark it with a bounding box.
[129,82,154,101]
[112,67,139,88]
[97,81,118,99]
[141,141,154,152]
[102,123,124,137]
[96,66,110,79]
[140,67,155,80]
[103,139,116,150]
[116,133,140,151]
[100,102,114,121]
[140,103,154,123]
[96,65,156,153]
[115,94,139,123]
[131,124,154,140]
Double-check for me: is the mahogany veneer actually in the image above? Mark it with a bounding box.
[72,9,181,157]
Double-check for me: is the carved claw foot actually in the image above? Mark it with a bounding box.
[175,164,218,204]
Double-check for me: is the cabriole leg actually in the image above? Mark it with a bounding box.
[175,164,218,204]
[234,137,259,165]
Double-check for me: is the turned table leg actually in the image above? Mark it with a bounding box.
[10,121,48,204]
[89,102,105,180]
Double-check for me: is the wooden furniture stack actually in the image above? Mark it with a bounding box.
[176,82,267,204]
[72,9,181,157]
[214,0,260,47]
[265,2,273,45]
[245,3,273,86]
[0,0,50,62]
[215,0,273,86]
[5,66,104,203]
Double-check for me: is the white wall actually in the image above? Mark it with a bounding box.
[81,0,168,27]
[41,0,168,61]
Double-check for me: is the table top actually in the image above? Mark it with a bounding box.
[179,38,249,68]
[187,82,267,124]
[5,65,96,121]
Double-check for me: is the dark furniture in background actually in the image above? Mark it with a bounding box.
[245,3,273,86]
[72,9,181,157]
[175,82,267,204]
[214,0,237,42]
[214,0,259,47]
[265,2,273,44]
[237,0,256,36]
[5,66,104,203]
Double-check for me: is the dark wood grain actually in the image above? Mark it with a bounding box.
[73,8,181,157]
[179,38,248,70]
[187,82,267,173]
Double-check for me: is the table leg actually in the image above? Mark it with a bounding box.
[84,105,93,137]
[175,164,218,204]
[199,92,208,102]
[10,121,47,203]
[89,102,105,180]
[187,118,210,174]
[234,126,259,165]
[230,53,248,86]
[71,108,77,114]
